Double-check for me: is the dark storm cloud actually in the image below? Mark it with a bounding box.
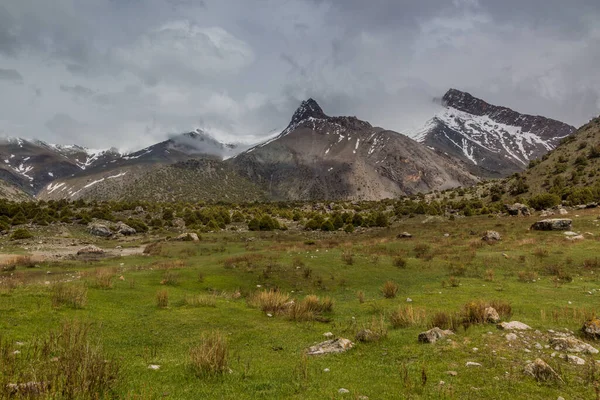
[0,68,23,83]
[0,0,599,150]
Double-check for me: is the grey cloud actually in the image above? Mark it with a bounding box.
[45,113,87,143]
[60,84,95,98]
[0,68,23,83]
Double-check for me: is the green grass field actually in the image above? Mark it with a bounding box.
[2,212,600,399]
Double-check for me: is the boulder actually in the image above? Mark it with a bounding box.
[175,233,200,242]
[550,336,598,354]
[306,338,354,356]
[484,307,501,323]
[481,231,501,242]
[418,327,454,344]
[88,222,112,237]
[497,321,531,330]
[397,232,413,239]
[76,245,105,256]
[116,222,136,236]
[506,203,530,216]
[524,359,562,382]
[582,318,600,339]
[530,219,572,231]
[558,208,568,215]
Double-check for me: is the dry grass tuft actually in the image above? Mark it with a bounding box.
[160,270,180,286]
[288,295,334,321]
[156,289,169,308]
[248,290,290,314]
[153,260,186,270]
[186,294,217,308]
[143,241,164,256]
[0,255,36,271]
[389,305,426,329]
[382,281,399,298]
[51,283,87,309]
[190,332,228,377]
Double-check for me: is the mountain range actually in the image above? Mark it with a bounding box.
[0,89,577,202]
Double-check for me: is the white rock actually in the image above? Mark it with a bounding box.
[148,364,160,370]
[497,321,531,331]
[466,362,482,367]
[338,388,350,394]
[506,333,518,341]
[323,368,330,373]
[406,298,413,302]
[323,332,334,339]
[561,354,585,365]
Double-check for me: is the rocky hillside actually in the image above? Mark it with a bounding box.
[37,158,266,203]
[231,99,478,201]
[409,89,576,177]
[506,115,600,204]
[0,179,30,201]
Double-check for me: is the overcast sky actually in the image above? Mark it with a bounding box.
[1,0,599,151]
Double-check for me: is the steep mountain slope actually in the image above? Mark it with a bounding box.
[506,115,600,203]
[408,89,576,177]
[231,99,478,201]
[38,158,266,202]
[0,179,31,201]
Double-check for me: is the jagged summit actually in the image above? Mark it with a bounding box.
[290,98,328,125]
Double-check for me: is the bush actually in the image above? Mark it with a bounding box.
[190,332,229,377]
[10,228,33,240]
[341,251,354,266]
[382,281,399,298]
[527,193,561,210]
[414,244,431,259]
[125,218,149,233]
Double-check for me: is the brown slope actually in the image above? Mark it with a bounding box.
[231,99,478,201]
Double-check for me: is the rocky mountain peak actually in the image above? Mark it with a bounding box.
[290,98,328,125]
[441,89,493,115]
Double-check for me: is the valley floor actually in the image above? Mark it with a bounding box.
[2,212,600,399]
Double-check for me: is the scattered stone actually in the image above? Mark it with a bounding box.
[558,208,569,215]
[116,222,136,235]
[307,338,354,356]
[582,318,600,339]
[134,206,144,213]
[530,219,572,231]
[550,336,599,354]
[397,232,412,239]
[172,218,186,229]
[338,388,350,394]
[76,245,105,256]
[418,327,454,344]
[175,233,200,242]
[566,235,585,241]
[506,203,530,216]
[484,307,500,323]
[523,359,563,382]
[446,371,458,376]
[506,333,518,341]
[465,362,482,367]
[148,365,160,370]
[497,321,531,331]
[564,231,579,236]
[406,298,413,303]
[323,368,330,373]
[561,354,585,365]
[443,233,450,237]
[535,343,543,350]
[482,231,501,242]
[88,222,112,237]
[323,332,334,339]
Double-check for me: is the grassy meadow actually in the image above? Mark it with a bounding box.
[2,212,600,399]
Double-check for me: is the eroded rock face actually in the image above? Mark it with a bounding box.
[88,222,112,237]
[582,318,600,339]
[530,219,572,231]
[524,359,562,382]
[497,321,531,331]
[306,338,354,355]
[418,327,454,344]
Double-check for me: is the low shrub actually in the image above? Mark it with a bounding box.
[248,290,290,314]
[390,305,426,329]
[382,281,399,298]
[10,228,33,241]
[186,294,217,308]
[51,283,88,309]
[393,257,407,269]
[156,289,169,308]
